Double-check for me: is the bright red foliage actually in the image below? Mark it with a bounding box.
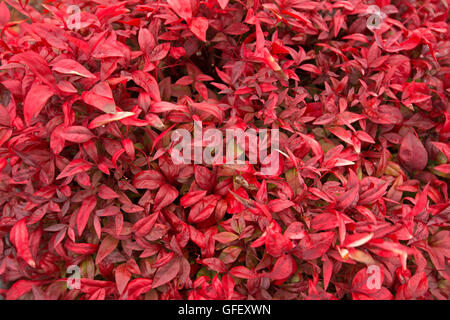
[0,0,449,300]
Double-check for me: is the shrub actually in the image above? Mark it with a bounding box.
[0,0,448,300]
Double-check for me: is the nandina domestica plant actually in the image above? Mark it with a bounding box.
[0,0,449,300]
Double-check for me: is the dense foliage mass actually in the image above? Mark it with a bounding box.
[0,0,449,300]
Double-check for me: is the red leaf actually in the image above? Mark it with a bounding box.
[269,254,296,281]
[188,225,207,248]
[150,101,188,113]
[167,0,192,21]
[152,256,181,288]
[51,59,96,78]
[194,165,215,191]
[213,232,239,244]
[132,71,161,102]
[6,280,44,300]
[82,82,116,114]
[180,190,207,207]
[10,218,36,268]
[123,278,153,299]
[188,195,219,224]
[149,43,170,61]
[59,126,94,143]
[229,266,257,279]
[133,170,165,190]
[284,222,307,240]
[434,164,450,174]
[201,257,227,273]
[399,131,428,172]
[122,139,135,159]
[217,0,229,9]
[153,184,178,212]
[98,185,119,200]
[268,199,294,212]
[299,133,323,159]
[329,126,353,145]
[299,64,321,74]
[10,51,56,89]
[88,111,135,129]
[356,131,375,144]
[95,235,119,265]
[396,272,428,299]
[0,1,10,26]
[192,101,223,122]
[115,264,131,295]
[133,213,159,237]
[138,28,155,56]
[342,233,374,248]
[265,228,294,257]
[322,255,333,290]
[56,159,93,179]
[170,46,186,59]
[409,183,429,218]
[293,231,335,260]
[76,195,97,236]
[189,17,208,42]
[224,23,249,35]
[153,251,175,268]
[65,239,98,255]
[23,82,54,126]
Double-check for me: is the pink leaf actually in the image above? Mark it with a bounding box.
[217,0,229,9]
[189,17,208,42]
[138,28,155,56]
[167,0,192,21]
[0,1,10,26]
[115,264,131,295]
